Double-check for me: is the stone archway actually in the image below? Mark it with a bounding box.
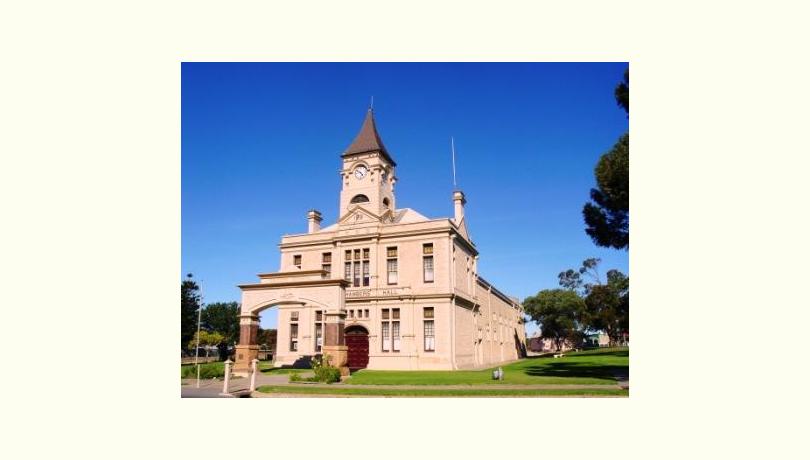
[232,270,350,376]
[345,325,369,370]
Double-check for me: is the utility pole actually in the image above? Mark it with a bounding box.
[195,280,204,388]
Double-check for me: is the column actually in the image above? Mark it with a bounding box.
[234,314,260,376]
[321,308,350,376]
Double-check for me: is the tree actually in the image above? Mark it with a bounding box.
[201,302,240,361]
[523,289,586,352]
[615,68,629,114]
[187,330,224,358]
[257,328,277,353]
[559,257,603,295]
[583,67,629,250]
[181,274,201,351]
[583,269,629,346]
[583,134,629,249]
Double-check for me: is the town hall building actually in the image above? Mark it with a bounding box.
[233,109,526,375]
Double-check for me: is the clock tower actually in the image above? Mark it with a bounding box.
[339,109,397,218]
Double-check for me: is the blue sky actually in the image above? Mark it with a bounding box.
[182,62,629,334]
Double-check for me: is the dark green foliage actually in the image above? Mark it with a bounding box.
[181,274,201,351]
[180,362,225,379]
[583,270,629,346]
[583,67,629,250]
[523,289,586,351]
[557,269,582,292]
[583,133,629,249]
[201,301,240,360]
[615,68,629,114]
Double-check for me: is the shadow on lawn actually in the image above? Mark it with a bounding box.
[522,361,622,379]
[523,349,628,360]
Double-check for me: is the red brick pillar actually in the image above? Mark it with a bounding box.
[322,309,349,376]
[234,314,260,375]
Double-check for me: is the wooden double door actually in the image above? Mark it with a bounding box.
[345,326,369,370]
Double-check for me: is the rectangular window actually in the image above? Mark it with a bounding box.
[344,262,351,281]
[354,249,360,260]
[290,311,299,321]
[290,323,299,352]
[362,248,370,260]
[387,258,398,285]
[424,320,435,351]
[364,309,369,318]
[322,264,331,278]
[349,310,354,318]
[423,243,433,255]
[362,261,370,286]
[316,310,323,322]
[392,321,400,351]
[353,262,361,287]
[382,308,390,320]
[424,307,434,318]
[392,308,400,319]
[423,256,434,283]
[322,252,332,263]
[293,254,302,268]
[315,323,322,352]
[345,249,352,261]
[387,247,398,258]
[382,322,390,351]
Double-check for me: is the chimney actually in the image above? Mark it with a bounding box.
[307,209,322,233]
[453,190,466,224]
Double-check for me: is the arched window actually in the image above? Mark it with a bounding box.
[350,194,369,204]
[382,197,390,209]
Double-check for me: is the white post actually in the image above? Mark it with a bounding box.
[222,359,232,394]
[250,358,259,392]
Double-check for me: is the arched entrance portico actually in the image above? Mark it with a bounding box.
[233,270,350,376]
[345,325,369,370]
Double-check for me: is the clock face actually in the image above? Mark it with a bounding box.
[354,166,368,179]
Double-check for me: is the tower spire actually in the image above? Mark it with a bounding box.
[343,109,396,166]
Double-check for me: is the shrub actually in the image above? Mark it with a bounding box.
[309,353,342,383]
[289,372,302,382]
[314,366,342,384]
[180,362,225,379]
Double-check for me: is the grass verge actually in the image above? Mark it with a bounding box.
[256,385,628,397]
[346,348,628,386]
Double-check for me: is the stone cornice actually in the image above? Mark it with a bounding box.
[257,269,327,279]
[239,279,350,290]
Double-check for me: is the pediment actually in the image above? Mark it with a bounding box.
[338,205,394,226]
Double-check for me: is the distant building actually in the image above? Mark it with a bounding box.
[232,109,526,374]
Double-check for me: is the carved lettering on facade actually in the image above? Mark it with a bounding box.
[346,287,404,298]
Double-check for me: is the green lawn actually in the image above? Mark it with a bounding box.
[256,385,628,397]
[345,348,628,386]
[181,360,311,379]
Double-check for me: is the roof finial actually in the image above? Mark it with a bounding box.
[451,136,457,188]
[370,96,374,111]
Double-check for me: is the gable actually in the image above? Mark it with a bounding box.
[338,205,395,226]
[455,216,471,242]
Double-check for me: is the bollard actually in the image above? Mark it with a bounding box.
[498,367,504,381]
[222,359,233,394]
[249,358,259,392]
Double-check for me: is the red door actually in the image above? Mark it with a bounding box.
[345,327,369,370]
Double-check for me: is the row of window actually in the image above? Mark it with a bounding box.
[287,307,436,352]
[291,244,435,286]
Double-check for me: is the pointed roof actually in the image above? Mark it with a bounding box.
[342,109,397,166]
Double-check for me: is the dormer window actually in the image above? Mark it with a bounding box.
[351,194,370,204]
